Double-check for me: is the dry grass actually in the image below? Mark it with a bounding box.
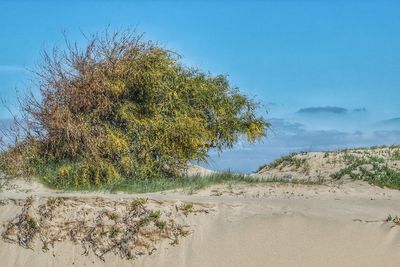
[1,196,211,261]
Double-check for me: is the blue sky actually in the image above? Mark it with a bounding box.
[1,0,400,172]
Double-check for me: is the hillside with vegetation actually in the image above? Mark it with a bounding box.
[255,146,400,189]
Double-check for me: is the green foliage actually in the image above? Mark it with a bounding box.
[46,197,64,206]
[26,216,37,230]
[131,198,148,207]
[257,153,306,172]
[41,172,323,193]
[155,220,166,230]
[138,217,150,227]
[391,150,400,160]
[1,29,269,186]
[26,196,34,205]
[180,203,194,216]
[109,212,119,221]
[149,210,161,219]
[386,215,400,225]
[36,160,121,189]
[0,140,41,177]
[331,154,400,190]
[108,227,120,238]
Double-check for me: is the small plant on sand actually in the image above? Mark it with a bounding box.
[386,215,400,225]
[391,150,400,160]
[131,198,148,208]
[100,231,108,238]
[2,197,39,249]
[149,210,161,220]
[26,216,37,230]
[178,227,190,237]
[155,220,167,230]
[327,157,338,166]
[138,217,150,227]
[180,203,194,216]
[26,196,34,205]
[302,161,311,175]
[46,197,57,206]
[46,196,64,207]
[109,212,119,221]
[41,243,49,252]
[291,157,307,169]
[108,226,121,238]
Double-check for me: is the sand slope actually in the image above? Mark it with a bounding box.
[1,178,400,267]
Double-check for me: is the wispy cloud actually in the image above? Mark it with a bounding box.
[352,108,367,113]
[379,117,400,123]
[297,106,348,114]
[0,65,28,73]
[375,117,400,129]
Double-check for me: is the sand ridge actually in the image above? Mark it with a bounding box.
[1,178,400,266]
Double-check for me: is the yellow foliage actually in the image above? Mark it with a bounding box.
[1,29,269,185]
[105,80,126,96]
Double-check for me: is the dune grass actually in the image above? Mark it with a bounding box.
[331,153,400,190]
[36,172,323,194]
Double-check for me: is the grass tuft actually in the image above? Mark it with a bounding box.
[149,210,161,220]
[386,214,400,225]
[155,220,166,230]
[180,203,194,216]
[138,217,150,227]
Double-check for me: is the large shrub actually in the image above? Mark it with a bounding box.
[1,30,269,185]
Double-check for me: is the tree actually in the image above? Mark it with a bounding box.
[3,29,270,187]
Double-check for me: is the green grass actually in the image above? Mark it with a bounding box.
[4,144,400,194]
[256,145,400,191]
[180,203,194,216]
[256,153,307,172]
[109,212,119,221]
[26,216,37,229]
[331,154,400,190]
[26,160,272,193]
[391,149,400,160]
[155,220,166,230]
[34,171,323,194]
[108,227,120,238]
[138,217,150,227]
[149,210,161,219]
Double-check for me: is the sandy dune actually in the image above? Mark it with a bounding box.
[1,178,400,267]
[254,146,400,183]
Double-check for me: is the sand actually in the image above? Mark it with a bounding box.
[1,177,400,267]
[253,146,400,182]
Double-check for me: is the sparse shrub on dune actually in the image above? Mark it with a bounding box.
[2,196,209,260]
[0,29,269,187]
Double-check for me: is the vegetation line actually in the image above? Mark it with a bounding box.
[37,172,322,194]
